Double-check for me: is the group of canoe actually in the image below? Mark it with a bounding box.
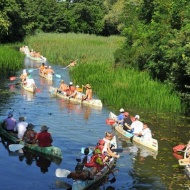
[20,46,46,62]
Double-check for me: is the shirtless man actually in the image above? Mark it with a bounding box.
[82,84,92,101]
[57,80,68,95]
[46,66,54,75]
[39,63,45,73]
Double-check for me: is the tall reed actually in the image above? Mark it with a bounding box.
[24,33,183,113]
[0,44,24,76]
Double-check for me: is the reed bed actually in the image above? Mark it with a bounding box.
[23,33,183,113]
[0,45,24,76]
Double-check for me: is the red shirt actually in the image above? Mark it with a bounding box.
[36,131,52,147]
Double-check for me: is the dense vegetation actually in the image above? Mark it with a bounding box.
[0,0,190,109]
[25,33,182,113]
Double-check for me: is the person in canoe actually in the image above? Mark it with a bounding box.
[57,80,69,95]
[81,147,91,164]
[128,115,143,137]
[67,162,93,181]
[14,116,28,139]
[2,111,17,132]
[116,108,125,125]
[139,124,152,140]
[46,66,55,75]
[39,63,45,73]
[22,123,37,144]
[20,69,28,84]
[123,112,133,132]
[102,132,120,160]
[35,125,53,147]
[66,82,76,97]
[25,73,37,89]
[81,84,92,102]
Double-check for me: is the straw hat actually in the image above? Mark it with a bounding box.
[85,84,91,89]
[26,123,35,130]
[19,116,26,121]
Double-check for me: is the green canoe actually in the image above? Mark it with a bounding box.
[0,125,63,165]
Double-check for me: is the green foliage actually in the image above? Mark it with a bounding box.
[115,0,190,105]
[0,45,24,75]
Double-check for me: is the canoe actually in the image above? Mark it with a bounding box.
[0,125,63,165]
[49,86,103,109]
[109,112,158,152]
[26,54,46,62]
[178,142,190,166]
[39,71,53,81]
[21,83,36,93]
[72,136,117,190]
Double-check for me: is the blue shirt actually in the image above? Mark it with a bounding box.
[117,113,124,124]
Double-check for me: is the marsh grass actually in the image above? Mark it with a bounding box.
[24,33,183,113]
[0,45,24,76]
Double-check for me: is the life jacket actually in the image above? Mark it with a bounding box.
[95,139,105,153]
[85,150,104,171]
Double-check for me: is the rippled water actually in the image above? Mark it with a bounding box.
[0,57,190,190]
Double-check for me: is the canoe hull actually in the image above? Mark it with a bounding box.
[39,72,53,81]
[109,112,158,152]
[0,125,63,164]
[21,83,36,93]
[49,86,103,109]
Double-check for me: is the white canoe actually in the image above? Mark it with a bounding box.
[21,83,36,93]
[39,72,53,81]
[49,86,103,109]
[109,112,158,152]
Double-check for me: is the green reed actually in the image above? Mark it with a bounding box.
[24,33,183,113]
[0,44,24,75]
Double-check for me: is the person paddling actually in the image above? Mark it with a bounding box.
[81,84,92,101]
[22,123,37,144]
[35,125,53,147]
[2,111,17,132]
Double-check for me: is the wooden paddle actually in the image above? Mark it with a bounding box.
[55,168,71,177]
[9,144,24,152]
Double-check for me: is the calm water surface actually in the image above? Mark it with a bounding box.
[0,57,190,190]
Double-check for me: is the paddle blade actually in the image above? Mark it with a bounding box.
[81,147,93,155]
[9,144,24,152]
[28,69,33,73]
[36,88,41,92]
[55,74,61,78]
[10,77,17,81]
[55,169,71,178]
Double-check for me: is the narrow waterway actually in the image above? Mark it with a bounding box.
[0,57,190,190]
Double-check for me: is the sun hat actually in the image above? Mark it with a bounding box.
[85,84,91,88]
[19,116,26,121]
[69,82,73,85]
[124,112,129,117]
[8,111,13,117]
[119,108,124,113]
[26,123,35,130]
[41,125,49,131]
[61,80,64,83]
[135,115,140,119]
[76,85,79,88]
[49,66,51,68]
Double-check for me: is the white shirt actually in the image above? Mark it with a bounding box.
[14,121,28,138]
[131,120,143,134]
[142,128,152,140]
[102,138,110,153]
[26,78,35,87]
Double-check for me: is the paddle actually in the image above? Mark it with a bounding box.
[105,162,116,183]
[9,144,24,152]
[55,74,61,78]
[55,168,71,178]
[61,60,78,69]
[28,68,39,73]
[10,76,17,81]
[86,147,123,153]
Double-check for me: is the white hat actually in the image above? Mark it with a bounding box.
[49,66,51,68]
[135,115,140,119]
[76,85,79,88]
[119,108,124,113]
[69,82,73,85]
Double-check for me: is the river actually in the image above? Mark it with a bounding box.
[0,57,190,190]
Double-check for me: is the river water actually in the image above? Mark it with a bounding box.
[0,57,190,190]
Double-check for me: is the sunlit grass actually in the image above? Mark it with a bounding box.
[23,33,184,112]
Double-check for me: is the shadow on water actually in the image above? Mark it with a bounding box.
[0,57,190,189]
